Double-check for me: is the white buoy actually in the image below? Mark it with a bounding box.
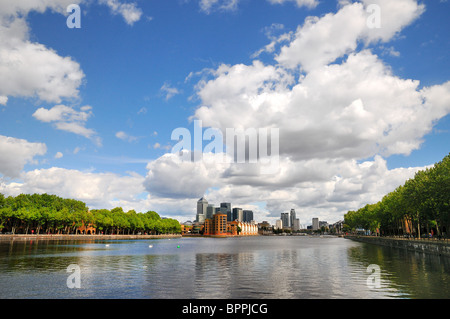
[149,245,153,248]
[105,244,110,247]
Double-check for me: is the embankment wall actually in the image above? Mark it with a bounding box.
[345,235,450,257]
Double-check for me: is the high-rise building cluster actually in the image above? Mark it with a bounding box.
[275,209,300,231]
[195,197,258,236]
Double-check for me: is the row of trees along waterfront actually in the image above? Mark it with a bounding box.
[344,153,450,238]
[0,193,181,235]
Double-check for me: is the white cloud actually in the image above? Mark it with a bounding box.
[160,83,181,101]
[1,167,146,210]
[100,0,143,25]
[199,0,318,13]
[274,0,425,71]
[73,146,84,154]
[139,148,428,223]
[0,135,47,178]
[194,50,450,161]
[137,107,147,115]
[116,131,138,143]
[267,0,319,9]
[0,96,8,106]
[32,104,91,123]
[199,0,239,13]
[0,7,84,104]
[55,152,64,159]
[0,0,149,104]
[0,0,81,16]
[144,152,230,199]
[33,105,101,146]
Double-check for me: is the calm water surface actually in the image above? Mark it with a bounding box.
[0,236,449,299]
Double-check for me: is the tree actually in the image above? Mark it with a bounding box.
[345,153,450,238]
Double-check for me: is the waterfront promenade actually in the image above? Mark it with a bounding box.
[345,235,450,257]
[0,234,182,242]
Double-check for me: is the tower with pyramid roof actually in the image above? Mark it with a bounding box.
[196,197,208,224]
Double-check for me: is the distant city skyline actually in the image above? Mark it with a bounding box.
[195,197,255,224]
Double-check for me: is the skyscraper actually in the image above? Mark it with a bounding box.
[243,210,254,223]
[196,197,208,224]
[312,218,319,230]
[281,212,290,229]
[290,209,300,231]
[221,203,232,222]
[232,208,243,222]
[206,204,215,220]
[290,209,296,228]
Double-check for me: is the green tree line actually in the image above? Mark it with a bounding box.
[0,193,181,235]
[344,153,450,238]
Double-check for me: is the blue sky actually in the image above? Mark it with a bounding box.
[0,0,449,225]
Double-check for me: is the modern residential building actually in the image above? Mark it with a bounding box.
[329,220,344,234]
[312,218,319,230]
[203,214,258,237]
[204,213,228,236]
[292,219,300,231]
[275,219,283,230]
[281,212,290,229]
[319,221,328,229]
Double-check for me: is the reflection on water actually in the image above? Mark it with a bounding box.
[347,243,450,299]
[0,236,449,299]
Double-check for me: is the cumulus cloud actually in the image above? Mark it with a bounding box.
[194,51,450,163]
[144,152,231,199]
[1,167,146,209]
[0,0,147,105]
[0,96,8,106]
[33,105,101,146]
[0,4,84,104]
[0,135,47,178]
[140,149,427,223]
[274,0,425,71]
[55,152,64,159]
[100,0,143,25]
